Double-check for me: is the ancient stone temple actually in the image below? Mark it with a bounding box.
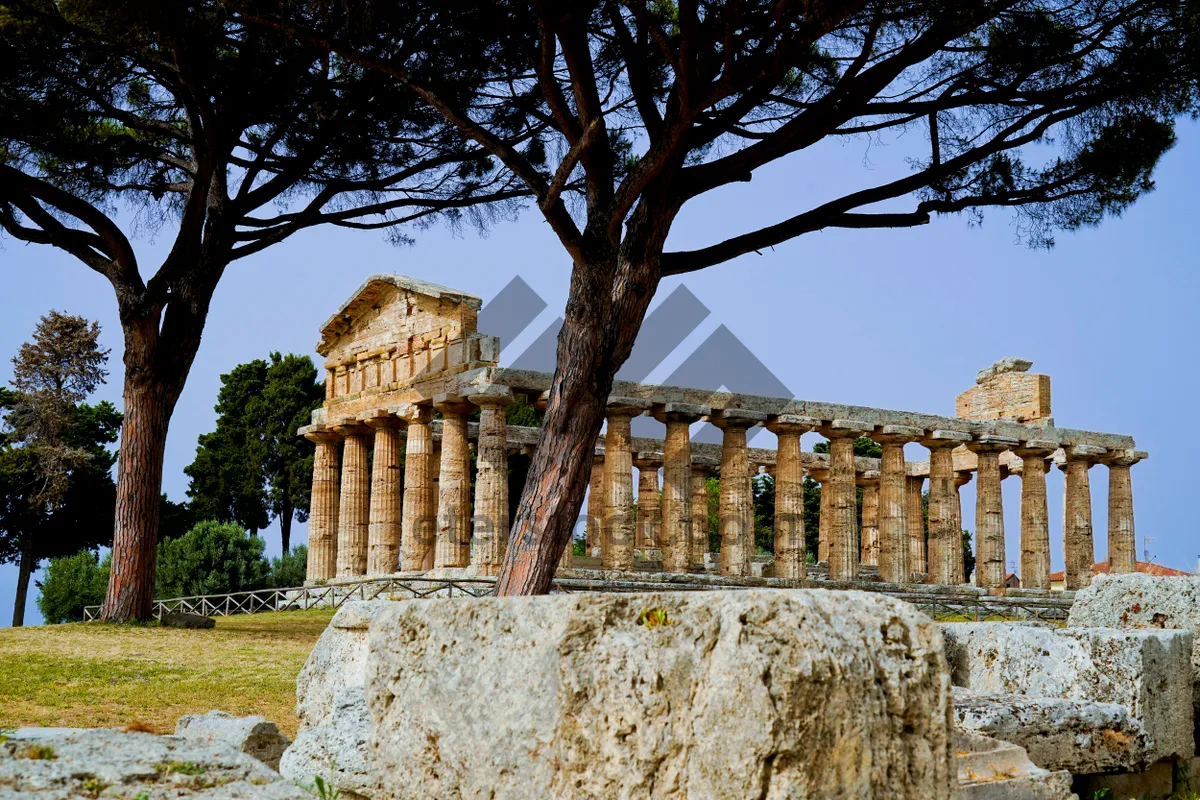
[299,274,1146,593]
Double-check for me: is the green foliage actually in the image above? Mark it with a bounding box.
[36,549,109,623]
[504,396,543,428]
[155,521,270,599]
[269,545,308,589]
[705,477,720,554]
[752,473,775,554]
[811,437,881,458]
[962,529,976,581]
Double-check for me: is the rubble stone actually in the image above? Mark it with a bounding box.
[954,730,1076,800]
[174,711,290,771]
[366,589,955,800]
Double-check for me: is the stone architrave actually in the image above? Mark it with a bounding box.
[587,455,604,556]
[303,430,341,583]
[872,425,922,583]
[804,466,830,564]
[655,403,707,573]
[1063,445,1105,590]
[857,470,880,568]
[922,430,970,585]
[1102,450,1145,575]
[364,414,404,576]
[907,476,926,577]
[821,420,873,581]
[712,409,766,577]
[365,590,956,800]
[767,415,818,581]
[603,398,651,570]
[690,457,717,571]
[398,403,435,571]
[1012,440,1056,590]
[468,387,513,576]
[633,453,663,551]
[966,436,1019,591]
[333,420,371,578]
[434,396,473,569]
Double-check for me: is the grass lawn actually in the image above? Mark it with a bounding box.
[0,609,334,738]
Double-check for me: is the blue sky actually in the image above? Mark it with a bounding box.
[2,118,1197,626]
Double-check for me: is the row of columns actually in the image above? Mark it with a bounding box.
[305,387,516,583]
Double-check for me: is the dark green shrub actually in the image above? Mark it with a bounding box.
[37,550,109,623]
[155,521,269,599]
[268,544,307,588]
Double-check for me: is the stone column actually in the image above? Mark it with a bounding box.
[807,466,831,565]
[858,471,880,568]
[365,415,404,576]
[633,453,663,550]
[399,403,436,571]
[906,476,926,577]
[713,410,765,577]
[1063,444,1105,590]
[656,403,706,573]
[767,415,817,581]
[1012,441,1056,590]
[469,387,513,576]
[922,431,970,585]
[821,421,872,581]
[434,396,473,569]
[967,436,1018,591]
[303,430,340,583]
[603,398,650,570]
[871,425,922,584]
[333,421,371,578]
[1103,449,1143,575]
[587,455,604,557]
[690,457,716,571]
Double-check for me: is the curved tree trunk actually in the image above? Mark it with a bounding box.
[11,531,35,627]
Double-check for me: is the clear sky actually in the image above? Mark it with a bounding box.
[2,118,1197,627]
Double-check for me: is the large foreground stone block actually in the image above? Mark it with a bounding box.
[942,622,1193,767]
[1069,573,1200,746]
[366,589,955,800]
[278,601,392,799]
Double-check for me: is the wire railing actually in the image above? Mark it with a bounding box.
[82,574,1074,622]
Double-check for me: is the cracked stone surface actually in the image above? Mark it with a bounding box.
[942,622,1193,769]
[366,589,955,799]
[954,730,1076,799]
[0,728,307,799]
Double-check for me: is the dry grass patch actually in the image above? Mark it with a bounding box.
[0,609,334,738]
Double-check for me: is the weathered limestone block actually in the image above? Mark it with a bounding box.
[162,611,215,629]
[0,728,307,799]
[956,358,1050,423]
[954,730,1076,800]
[954,690,1151,774]
[1069,573,1200,747]
[279,601,394,799]
[174,710,290,771]
[366,589,955,800]
[942,622,1193,767]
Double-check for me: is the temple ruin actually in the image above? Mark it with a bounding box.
[298,274,1146,593]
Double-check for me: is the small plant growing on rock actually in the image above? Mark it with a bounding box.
[21,744,56,760]
[305,775,341,800]
[81,776,108,797]
[637,607,672,630]
[157,760,205,775]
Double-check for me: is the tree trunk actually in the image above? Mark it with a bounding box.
[11,531,35,627]
[495,240,663,595]
[280,500,293,553]
[100,315,191,622]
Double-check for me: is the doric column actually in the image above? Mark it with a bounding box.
[587,454,604,557]
[469,387,513,576]
[603,398,651,570]
[633,453,663,550]
[655,403,706,573]
[1063,444,1105,589]
[858,470,880,568]
[365,415,404,576]
[1102,449,1144,575]
[333,420,371,577]
[967,436,1018,591]
[922,431,970,585]
[303,429,340,583]
[398,403,436,571]
[821,421,872,581]
[906,476,927,577]
[434,396,473,569]
[807,465,831,564]
[712,409,766,577]
[871,425,922,583]
[1012,441,1056,590]
[767,415,818,581]
[690,457,717,571]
